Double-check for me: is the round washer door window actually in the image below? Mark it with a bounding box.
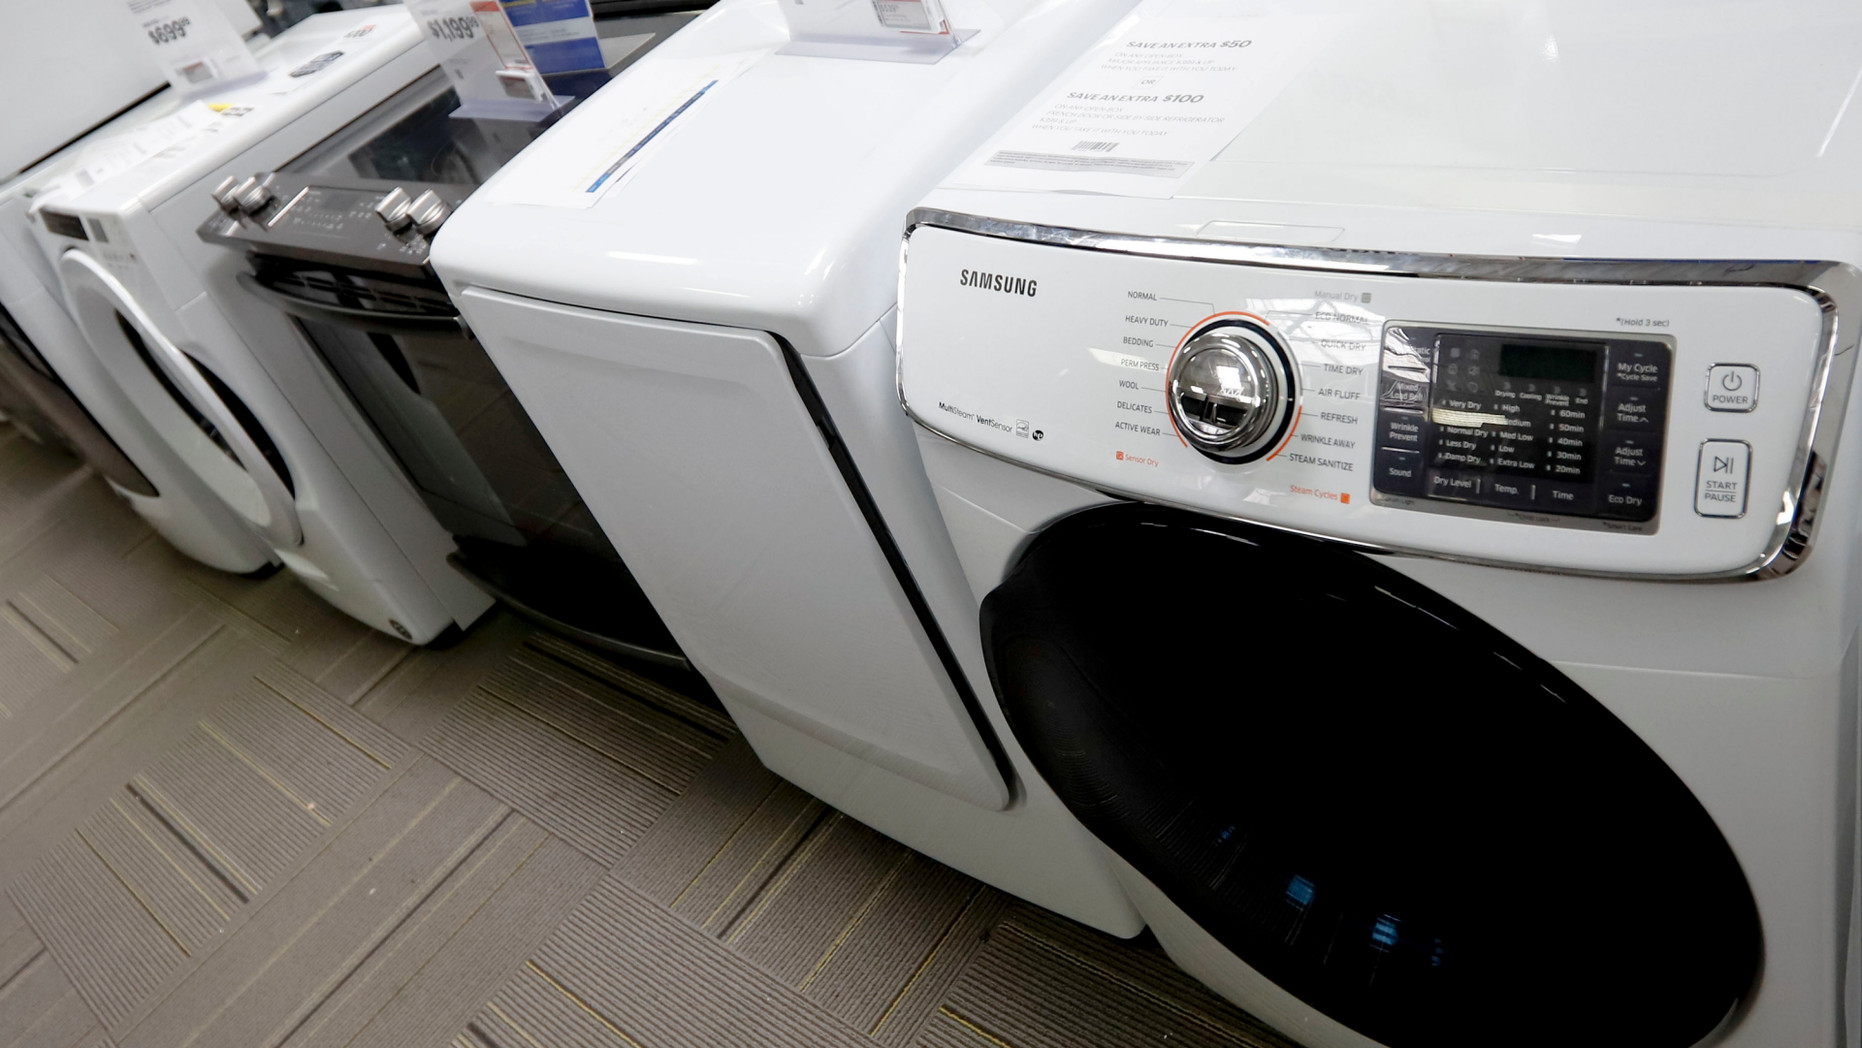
[983,504,1760,1048]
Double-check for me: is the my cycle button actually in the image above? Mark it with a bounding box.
[1706,365,1759,412]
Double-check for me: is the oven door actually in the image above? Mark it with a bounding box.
[240,260,684,667]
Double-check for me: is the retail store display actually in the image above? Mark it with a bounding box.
[899,1,1862,1044]
[33,8,494,642]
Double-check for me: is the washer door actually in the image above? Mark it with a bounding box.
[0,299,157,496]
[60,250,301,548]
[981,503,1760,1048]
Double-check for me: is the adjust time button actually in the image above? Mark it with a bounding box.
[1603,433,1657,475]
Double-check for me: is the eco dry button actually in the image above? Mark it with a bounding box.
[1706,365,1759,412]
[1695,440,1750,517]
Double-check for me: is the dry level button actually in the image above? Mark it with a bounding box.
[1706,365,1758,412]
[1695,440,1750,518]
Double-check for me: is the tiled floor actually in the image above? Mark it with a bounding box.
[0,428,1292,1048]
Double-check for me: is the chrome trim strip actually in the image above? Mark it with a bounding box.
[899,208,1861,581]
[264,186,312,229]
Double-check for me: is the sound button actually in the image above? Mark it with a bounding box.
[1706,365,1758,412]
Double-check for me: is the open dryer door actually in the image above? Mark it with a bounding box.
[981,503,1761,1048]
[60,250,302,549]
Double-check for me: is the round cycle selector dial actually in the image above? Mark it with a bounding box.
[1168,322,1296,462]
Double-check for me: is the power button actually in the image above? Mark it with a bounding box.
[1706,365,1759,412]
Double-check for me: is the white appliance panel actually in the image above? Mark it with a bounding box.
[901,225,1825,576]
[460,285,1012,812]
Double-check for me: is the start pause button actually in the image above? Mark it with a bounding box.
[1695,440,1750,518]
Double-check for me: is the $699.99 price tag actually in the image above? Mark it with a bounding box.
[147,16,192,44]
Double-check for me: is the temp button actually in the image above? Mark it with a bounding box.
[1695,440,1750,518]
[1706,365,1759,412]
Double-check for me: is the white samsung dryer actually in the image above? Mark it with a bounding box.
[0,93,277,573]
[31,8,494,644]
[899,1,1862,1046]
[432,0,1146,931]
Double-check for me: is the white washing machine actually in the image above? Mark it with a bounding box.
[31,8,494,643]
[432,0,1145,931]
[0,93,277,574]
[899,1,1862,1046]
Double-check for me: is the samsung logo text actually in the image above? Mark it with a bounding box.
[960,269,1038,297]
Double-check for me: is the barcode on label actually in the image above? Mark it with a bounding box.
[1072,140,1118,153]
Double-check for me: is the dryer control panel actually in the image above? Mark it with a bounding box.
[1370,326,1671,527]
[899,221,1832,577]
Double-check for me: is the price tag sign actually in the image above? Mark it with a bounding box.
[499,0,604,74]
[123,0,262,96]
[777,0,969,62]
[404,0,512,105]
[871,0,948,34]
[471,1,536,70]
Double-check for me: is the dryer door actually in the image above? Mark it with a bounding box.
[60,250,302,548]
[981,503,1760,1048]
[0,299,157,496]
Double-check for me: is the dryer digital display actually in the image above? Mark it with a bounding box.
[1372,325,1672,523]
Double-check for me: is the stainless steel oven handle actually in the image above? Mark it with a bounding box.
[237,271,472,339]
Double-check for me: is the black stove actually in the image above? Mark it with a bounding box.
[199,13,701,664]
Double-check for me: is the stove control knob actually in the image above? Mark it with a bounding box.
[407,190,449,236]
[211,176,241,211]
[232,176,271,213]
[375,187,413,231]
[1167,322,1296,463]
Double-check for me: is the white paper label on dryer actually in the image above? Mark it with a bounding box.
[124,0,264,97]
[945,4,1351,198]
[484,49,767,209]
[32,102,223,204]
